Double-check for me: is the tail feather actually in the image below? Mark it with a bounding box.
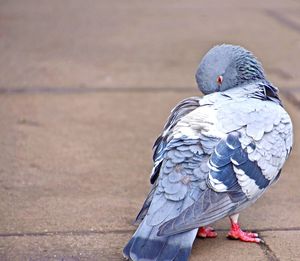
[134,182,158,225]
[132,236,166,260]
[123,217,197,261]
[173,248,192,261]
[123,237,135,259]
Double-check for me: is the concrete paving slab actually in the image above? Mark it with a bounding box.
[1,0,300,89]
[0,233,129,261]
[260,231,300,261]
[0,91,299,260]
[0,91,197,234]
[0,92,298,233]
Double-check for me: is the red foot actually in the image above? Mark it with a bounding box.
[197,226,217,238]
[227,222,262,243]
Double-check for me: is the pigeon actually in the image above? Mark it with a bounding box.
[123,44,293,261]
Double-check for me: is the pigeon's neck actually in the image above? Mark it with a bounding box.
[234,80,282,106]
[235,51,266,84]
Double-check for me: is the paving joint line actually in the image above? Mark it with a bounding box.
[0,86,196,94]
[0,227,299,238]
[0,86,298,115]
[259,238,280,261]
[0,229,134,238]
[0,86,299,95]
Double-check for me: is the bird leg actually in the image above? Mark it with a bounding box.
[197,226,217,238]
[227,213,262,243]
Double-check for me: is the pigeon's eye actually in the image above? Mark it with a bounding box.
[217,75,223,86]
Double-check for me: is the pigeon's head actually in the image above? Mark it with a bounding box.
[195,44,266,94]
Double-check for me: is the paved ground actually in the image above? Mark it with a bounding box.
[0,1,300,260]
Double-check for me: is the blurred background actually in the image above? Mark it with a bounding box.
[0,1,299,260]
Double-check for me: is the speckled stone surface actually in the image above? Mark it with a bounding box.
[1,1,300,260]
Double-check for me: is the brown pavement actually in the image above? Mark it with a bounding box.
[1,0,300,90]
[1,1,300,261]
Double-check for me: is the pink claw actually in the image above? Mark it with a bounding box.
[227,222,262,243]
[197,226,218,238]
